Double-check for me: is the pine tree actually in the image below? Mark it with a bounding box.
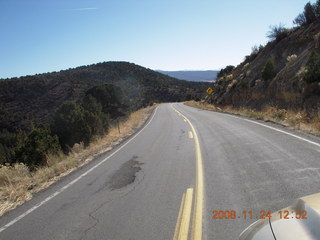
[262,59,276,81]
[304,2,317,24]
[304,51,320,83]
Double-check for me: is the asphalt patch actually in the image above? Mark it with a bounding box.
[108,156,143,190]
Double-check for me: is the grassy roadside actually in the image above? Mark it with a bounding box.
[0,105,156,216]
[185,101,320,136]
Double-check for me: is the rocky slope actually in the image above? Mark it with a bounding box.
[211,20,320,116]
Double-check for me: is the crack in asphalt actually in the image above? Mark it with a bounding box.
[80,157,146,239]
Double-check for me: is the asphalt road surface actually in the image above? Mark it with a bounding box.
[1,103,320,240]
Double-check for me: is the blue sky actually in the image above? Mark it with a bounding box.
[0,0,311,78]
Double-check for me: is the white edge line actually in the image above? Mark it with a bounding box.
[0,106,159,233]
[227,114,320,148]
[182,102,320,148]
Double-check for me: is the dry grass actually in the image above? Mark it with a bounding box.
[287,54,298,62]
[185,101,220,111]
[185,101,320,136]
[227,79,238,90]
[0,105,156,216]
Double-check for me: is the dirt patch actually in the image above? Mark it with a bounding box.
[108,156,143,190]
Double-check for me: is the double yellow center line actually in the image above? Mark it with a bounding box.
[173,188,194,240]
[172,104,204,240]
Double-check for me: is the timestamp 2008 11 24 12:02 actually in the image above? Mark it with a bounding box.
[212,210,308,220]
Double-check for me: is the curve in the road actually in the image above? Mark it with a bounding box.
[172,104,204,240]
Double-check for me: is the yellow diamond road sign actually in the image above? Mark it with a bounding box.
[206,88,213,95]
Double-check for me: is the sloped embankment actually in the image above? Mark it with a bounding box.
[211,20,320,116]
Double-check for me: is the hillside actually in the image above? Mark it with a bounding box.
[157,70,217,82]
[0,62,208,126]
[210,19,320,116]
[0,61,209,165]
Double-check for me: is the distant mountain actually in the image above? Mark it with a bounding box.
[157,70,218,82]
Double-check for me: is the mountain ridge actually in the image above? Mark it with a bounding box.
[0,61,208,126]
[157,70,217,82]
[0,61,209,164]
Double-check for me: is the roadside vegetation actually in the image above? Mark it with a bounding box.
[185,101,320,136]
[0,62,208,168]
[0,62,207,216]
[1,83,129,169]
[293,1,320,26]
[261,58,277,81]
[0,105,155,216]
[209,1,320,127]
[304,50,320,84]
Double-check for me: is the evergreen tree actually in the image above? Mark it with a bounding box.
[304,2,317,24]
[15,128,60,168]
[262,59,276,81]
[304,51,320,83]
[293,13,307,26]
[53,101,91,148]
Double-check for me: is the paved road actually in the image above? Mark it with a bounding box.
[1,103,320,240]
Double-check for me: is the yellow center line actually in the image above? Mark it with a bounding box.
[171,104,204,240]
[188,131,194,139]
[174,188,194,240]
[173,192,186,240]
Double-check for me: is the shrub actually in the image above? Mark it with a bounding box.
[293,13,307,26]
[52,98,113,150]
[287,54,298,62]
[262,59,276,81]
[85,84,128,119]
[244,50,260,63]
[238,79,249,89]
[316,0,320,16]
[213,84,222,94]
[303,51,320,83]
[304,2,317,24]
[251,45,259,53]
[294,1,320,26]
[251,44,264,55]
[82,95,109,135]
[217,65,235,79]
[15,128,61,169]
[82,95,102,115]
[52,101,92,148]
[267,24,289,42]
